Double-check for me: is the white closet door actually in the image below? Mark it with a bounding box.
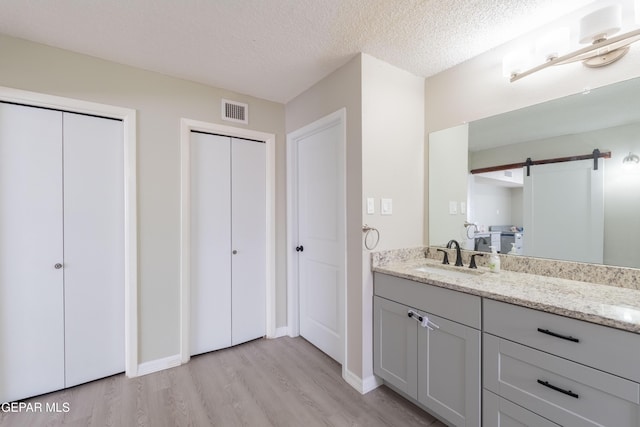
[190,132,232,355]
[231,138,266,345]
[0,103,65,402]
[63,113,125,387]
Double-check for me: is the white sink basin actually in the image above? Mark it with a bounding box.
[414,265,482,279]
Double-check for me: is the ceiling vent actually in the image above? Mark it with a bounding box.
[222,99,248,124]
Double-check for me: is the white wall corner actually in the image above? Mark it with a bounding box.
[343,369,383,394]
[136,354,182,377]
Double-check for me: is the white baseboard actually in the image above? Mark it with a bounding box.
[136,354,182,377]
[343,369,383,394]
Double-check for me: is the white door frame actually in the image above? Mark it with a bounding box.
[0,86,138,377]
[179,118,276,364]
[286,108,347,370]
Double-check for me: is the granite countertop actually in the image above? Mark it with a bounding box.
[374,258,640,334]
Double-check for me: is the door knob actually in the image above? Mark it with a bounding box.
[295,246,304,252]
[54,263,63,269]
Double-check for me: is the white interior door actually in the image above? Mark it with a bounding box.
[523,159,604,263]
[231,138,266,345]
[0,103,65,402]
[190,132,232,355]
[296,120,345,363]
[63,112,125,387]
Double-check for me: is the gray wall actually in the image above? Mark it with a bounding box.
[0,34,287,364]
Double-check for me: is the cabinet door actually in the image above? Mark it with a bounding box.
[0,103,65,402]
[417,313,480,427]
[484,390,559,427]
[373,296,417,399]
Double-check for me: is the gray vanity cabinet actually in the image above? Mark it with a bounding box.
[373,273,481,427]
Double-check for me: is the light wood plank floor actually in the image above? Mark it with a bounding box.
[1,337,447,427]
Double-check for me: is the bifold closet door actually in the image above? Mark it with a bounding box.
[0,104,124,402]
[190,132,232,355]
[230,137,266,345]
[63,112,124,387]
[0,103,65,403]
[190,133,266,355]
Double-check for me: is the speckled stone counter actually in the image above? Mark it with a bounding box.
[372,247,640,334]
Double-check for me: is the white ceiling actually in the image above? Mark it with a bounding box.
[0,0,594,103]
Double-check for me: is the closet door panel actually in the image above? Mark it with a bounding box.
[231,138,266,345]
[0,103,65,402]
[63,112,125,387]
[190,132,232,354]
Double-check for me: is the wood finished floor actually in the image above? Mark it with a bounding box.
[0,337,446,427]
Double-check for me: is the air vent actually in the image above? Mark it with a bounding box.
[222,99,248,124]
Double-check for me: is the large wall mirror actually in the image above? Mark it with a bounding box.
[429,77,640,269]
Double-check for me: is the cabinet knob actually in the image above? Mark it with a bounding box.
[232,250,238,255]
[295,245,304,252]
[54,263,63,269]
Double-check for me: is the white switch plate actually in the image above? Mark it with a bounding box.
[366,197,375,214]
[460,202,466,214]
[381,198,392,215]
[449,201,457,215]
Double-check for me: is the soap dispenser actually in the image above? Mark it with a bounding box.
[488,246,501,273]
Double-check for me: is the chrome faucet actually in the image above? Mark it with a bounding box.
[446,239,464,267]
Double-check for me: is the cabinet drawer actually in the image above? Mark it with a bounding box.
[483,390,559,427]
[484,334,640,427]
[374,273,481,329]
[484,299,640,382]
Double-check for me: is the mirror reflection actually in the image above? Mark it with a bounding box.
[429,77,640,269]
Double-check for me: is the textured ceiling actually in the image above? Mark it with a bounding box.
[0,0,594,103]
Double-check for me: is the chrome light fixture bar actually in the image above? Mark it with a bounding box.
[506,3,640,82]
[510,28,640,82]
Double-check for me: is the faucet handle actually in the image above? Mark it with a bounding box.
[469,253,484,269]
[436,248,449,265]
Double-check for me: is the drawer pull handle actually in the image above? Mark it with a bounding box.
[537,328,580,343]
[537,379,579,399]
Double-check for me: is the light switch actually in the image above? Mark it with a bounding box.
[449,201,457,215]
[381,198,393,215]
[366,197,375,214]
[460,202,466,214]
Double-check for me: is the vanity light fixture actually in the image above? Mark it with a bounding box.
[504,2,640,82]
[622,152,640,164]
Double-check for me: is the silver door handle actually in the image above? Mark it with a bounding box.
[54,263,63,269]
